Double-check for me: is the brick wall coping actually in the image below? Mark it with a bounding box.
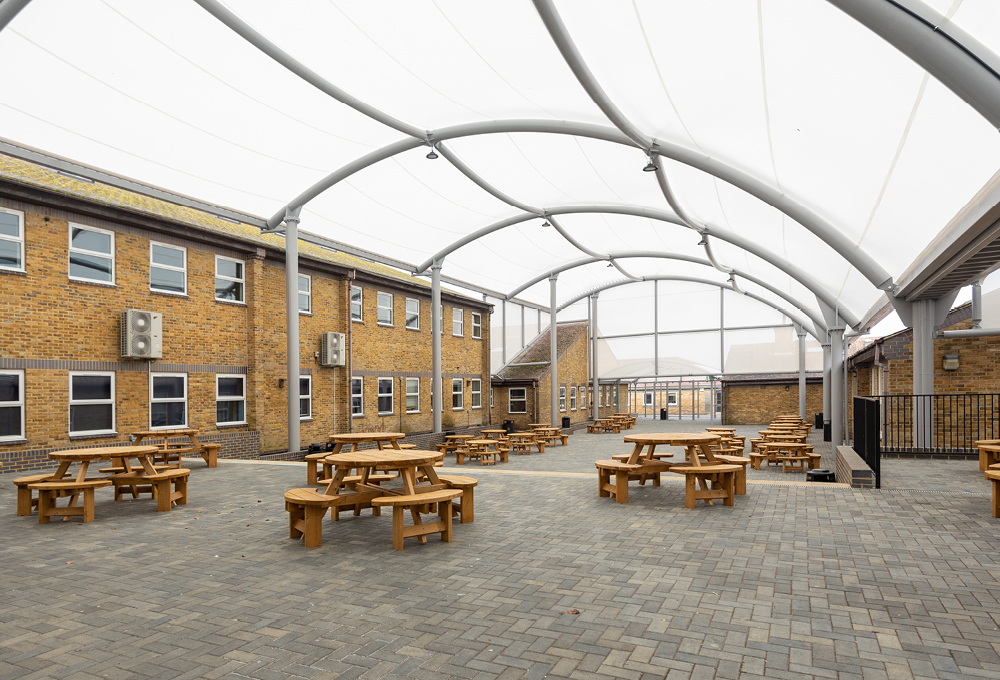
[836,445,875,489]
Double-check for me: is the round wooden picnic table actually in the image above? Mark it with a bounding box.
[765,433,807,441]
[480,429,508,437]
[705,427,735,433]
[621,433,722,467]
[327,432,405,454]
[445,434,475,440]
[321,450,442,496]
[49,446,161,481]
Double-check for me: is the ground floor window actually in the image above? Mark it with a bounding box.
[351,377,363,416]
[668,392,678,405]
[0,370,24,441]
[509,387,527,414]
[300,376,312,419]
[452,378,463,409]
[559,386,566,412]
[151,373,186,429]
[644,391,653,406]
[570,386,577,410]
[378,377,393,414]
[216,374,246,425]
[471,379,481,408]
[406,377,419,413]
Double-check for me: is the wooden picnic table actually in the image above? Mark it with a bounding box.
[461,439,508,465]
[322,450,443,497]
[445,434,476,441]
[528,423,548,429]
[977,443,1000,472]
[622,433,722,467]
[328,432,405,454]
[49,445,162,481]
[509,431,544,454]
[480,429,508,439]
[131,428,219,468]
[705,427,735,434]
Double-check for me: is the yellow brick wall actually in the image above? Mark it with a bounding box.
[722,383,822,425]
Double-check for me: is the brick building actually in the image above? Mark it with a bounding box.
[627,381,717,419]
[0,154,490,471]
[490,321,593,428]
[720,374,823,425]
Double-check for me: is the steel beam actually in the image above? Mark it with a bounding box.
[0,0,32,33]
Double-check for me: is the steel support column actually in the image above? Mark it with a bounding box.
[797,325,807,420]
[912,298,936,447]
[550,274,559,427]
[830,327,845,447]
[653,280,659,376]
[284,208,301,455]
[431,261,443,433]
[591,293,599,421]
[822,342,832,441]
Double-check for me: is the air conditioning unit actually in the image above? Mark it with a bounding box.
[320,331,346,367]
[121,310,162,360]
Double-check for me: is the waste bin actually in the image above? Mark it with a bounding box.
[502,419,514,434]
[806,469,836,483]
[823,422,831,442]
[659,408,667,420]
[814,412,823,429]
[561,416,571,428]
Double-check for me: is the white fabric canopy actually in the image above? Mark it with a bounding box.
[3,0,999,376]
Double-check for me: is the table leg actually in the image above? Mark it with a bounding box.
[323,468,349,496]
[51,462,70,480]
[625,442,644,465]
[400,468,417,495]
[419,464,441,485]
[391,439,401,450]
[139,456,158,476]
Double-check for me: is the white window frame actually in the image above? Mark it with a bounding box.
[378,377,394,415]
[471,379,482,409]
[351,377,363,417]
[214,255,245,303]
[149,372,187,430]
[471,312,482,339]
[405,298,420,330]
[377,291,394,326]
[581,386,587,410]
[0,207,25,273]
[570,386,577,411]
[215,374,247,426]
[69,372,116,436]
[452,378,464,410]
[298,274,311,314]
[559,386,567,412]
[149,241,187,295]
[0,369,25,441]
[452,308,464,337]
[668,392,678,406]
[490,388,494,409]
[68,222,115,284]
[508,387,527,414]
[644,391,654,407]
[406,377,420,413]
[300,376,312,420]
[351,286,363,322]
[599,386,604,407]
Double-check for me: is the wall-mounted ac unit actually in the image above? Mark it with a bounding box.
[121,310,162,360]
[320,331,346,367]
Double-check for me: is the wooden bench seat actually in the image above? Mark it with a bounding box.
[285,487,387,547]
[987,470,1000,517]
[438,475,478,523]
[596,459,672,504]
[713,455,750,495]
[780,456,809,473]
[316,473,395,518]
[28,479,113,524]
[372,489,463,551]
[305,451,329,485]
[13,473,58,516]
[110,469,190,511]
[669,464,739,509]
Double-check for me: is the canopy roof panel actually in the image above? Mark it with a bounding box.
[2,0,999,359]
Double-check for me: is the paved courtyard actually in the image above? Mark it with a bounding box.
[1,421,999,680]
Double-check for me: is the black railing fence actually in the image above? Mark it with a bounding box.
[852,397,881,488]
[858,394,1000,453]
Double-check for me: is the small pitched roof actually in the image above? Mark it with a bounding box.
[496,321,588,381]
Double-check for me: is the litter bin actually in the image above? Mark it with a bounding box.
[814,412,823,429]
[502,419,514,434]
[806,469,836,483]
[561,416,571,428]
[659,408,667,421]
[823,422,831,442]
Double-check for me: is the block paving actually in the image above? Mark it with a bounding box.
[1,419,999,679]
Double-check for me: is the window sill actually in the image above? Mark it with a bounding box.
[452,334,463,338]
[216,422,247,429]
[69,277,116,288]
[352,318,363,324]
[151,289,188,298]
[149,426,190,432]
[377,412,394,417]
[215,298,247,307]
[300,417,314,422]
[352,414,364,418]
[377,323,394,328]
[69,431,118,440]
[405,327,420,332]
[0,268,26,277]
[299,311,312,316]
[0,438,27,445]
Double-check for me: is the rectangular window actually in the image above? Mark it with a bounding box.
[668,392,678,405]
[378,377,393,414]
[613,387,619,408]
[149,242,186,294]
[216,375,246,425]
[559,386,566,412]
[644,391,653,406]
[0,207,25,272]
[581,386,587,410]
[471,313,482,339]
[406,377,419,413]
[215,256,244,302]
[150,373,186,429]
[351,286,363,321]
[69,372,116,435]
[377,292,393,326]
[599,386,604,407]
[351,377,363,416]
[452,378,464,410]
[471,379,481,408]
[406,298,420,329]
[300,376,312,419]
[490,388,494,408]
[453,308,464,336]
[570,386,577,411]
[0,370,24,441]
[509,387,527,414]
[69,223,114,284]
[298,274,311,313]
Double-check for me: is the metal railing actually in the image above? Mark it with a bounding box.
[852,397,881,488]
[859,394,1000,453]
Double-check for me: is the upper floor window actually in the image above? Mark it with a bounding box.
[406,298,420,330]
[351,286,363,321]
[472,313,482,339]
[69,372,115,435]
[298,274,311,313]
[453,308,464,336]
[69,223,114,284]
[377,292,393,326]
[150,242,186,295]
[215,256,244,302]
[0,370,24,441]
[0,207,24,272]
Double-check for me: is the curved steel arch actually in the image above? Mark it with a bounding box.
[505,251,829,334]
[557,275,821,341]
[414,204,858,327]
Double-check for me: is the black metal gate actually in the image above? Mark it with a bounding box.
[853,397,881,489]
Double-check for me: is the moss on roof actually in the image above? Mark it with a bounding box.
[497,321,589,381]
[0,153,436,291]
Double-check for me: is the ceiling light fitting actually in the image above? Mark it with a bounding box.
[697,236,708,246]
[541,220,551,227]
[642,153,658,173]
[426,143,438,160]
